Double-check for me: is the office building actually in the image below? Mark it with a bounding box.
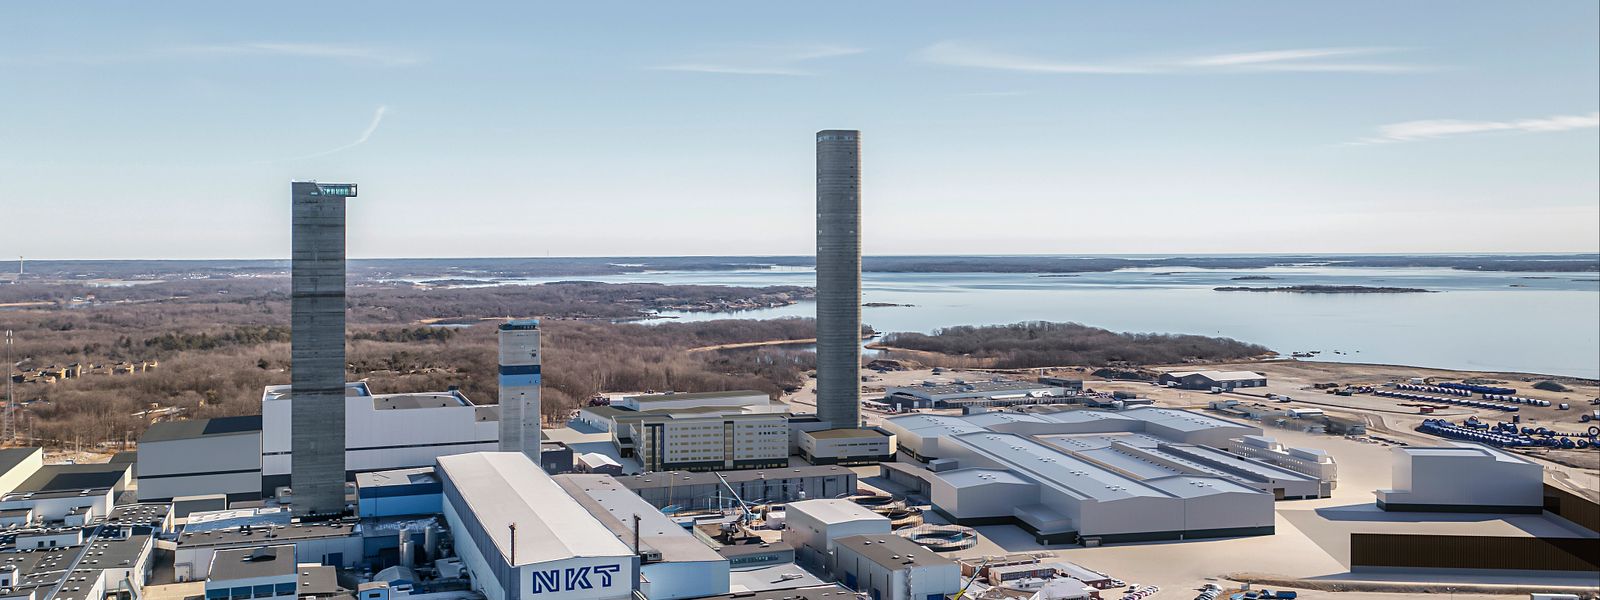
[436,452,638,600]
[621,412,789,472]
[815,129,862,430]
[290,181,358,515]
[1376,443,1543,513]
[797,429,895,466]
[497,320,542,464]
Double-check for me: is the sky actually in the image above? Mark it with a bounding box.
[1,2,1597,260]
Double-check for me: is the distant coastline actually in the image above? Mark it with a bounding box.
[1214,285,1435,294]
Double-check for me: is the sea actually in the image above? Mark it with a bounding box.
[424,265,1600,379]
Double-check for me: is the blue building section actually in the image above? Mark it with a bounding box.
[356,467,444,518]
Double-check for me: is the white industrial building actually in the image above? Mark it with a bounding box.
[616,466,858,510]
[263,382,500,490]
[884,379,1069,408]
[782,499,891,567]
[797,429,897,465]
[1230,435,1337,486]
[616,391,775,413]
[436,452,638,600]
[137,415,265,502]
[618,412,790,472]
[878,407,1331,544]
[830,535,961,600]
[1376,443,1544,513]
[174,520,363,581]
[0,461,131,523]
[554,475,730,600]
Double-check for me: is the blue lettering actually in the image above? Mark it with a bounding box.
[531,570,560,594]
[565,567,593,590]
[592,565,620,587]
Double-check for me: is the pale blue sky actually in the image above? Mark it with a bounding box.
[2,1,1596,259]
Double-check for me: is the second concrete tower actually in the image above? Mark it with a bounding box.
[815,130,861,429]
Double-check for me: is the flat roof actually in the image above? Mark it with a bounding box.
[355,467,438,489]
[949,432,1166,502]
[262,382,372,402]
[889,380,1057,396]
[178,520,356,549]
[436,452,632,566]
[210,545,295,581]
[500,319,540,330]
[1403,442,1532,464]
[6,463,127,497]
[629,390,767,403]
[788,499,888,525]
[805,428,890,440]
[552,475,726,564]
[1142,475,1262,498]
[834,534,953,570]
[1163,444,1316,482]
[1123,407,1253,433]
[373,392,470,410]
[298,564,341,595]
[617,465,854,490]
[140,415,262,443]
[710,584,852,600]
[934,468,1034,488]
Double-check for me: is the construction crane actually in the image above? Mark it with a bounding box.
[713,471,756,524]
[947,560,985,600]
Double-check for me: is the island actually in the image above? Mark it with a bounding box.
[1229,275,1277,281]
[863,302,914,307]
[1214,285,1435,294]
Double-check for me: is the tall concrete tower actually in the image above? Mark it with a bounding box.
[815,130,862,429]
[290,181,356,515]
[497,319,542,464]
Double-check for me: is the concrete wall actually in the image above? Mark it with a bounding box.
[0,449,42,495]
[290,181,352,515]
[1379,447,1543,511]
[815,129,862,430]
[138,432,263,502]
[264,395,498,479]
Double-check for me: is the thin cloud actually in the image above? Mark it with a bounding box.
[650,43,864,76]
[170,42,419,66]
[918,41,1435,75]
[1352,111,1600,144]
[283,105,390,161]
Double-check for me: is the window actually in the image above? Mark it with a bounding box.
[231,587,253,600]
[254,585,275,597]
[206,590,230,600]
[276,584,297,596]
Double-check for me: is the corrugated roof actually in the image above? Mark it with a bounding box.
[140,415,262,443]
[436,452,632,567]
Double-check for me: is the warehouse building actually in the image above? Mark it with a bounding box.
[436,452,638,600]
[355,467,442,518]
[0,461,131,523]
[204,545,301,600]
[616,466,857,511]
[0,524,157,600]
[616,390,774,413]
[783,499,891,568]
[554,474,730,600]
[830,535,960,600]
[884,379,1069,408]
[1229,435,1337,486]
[1157,370,1266,390]
[879,407,1325,544]
[174,520,363,580]
[137,415,265,503]
[1376,443,1544,513]
[0,447,44,496]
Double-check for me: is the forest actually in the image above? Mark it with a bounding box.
[878,321,1272,368]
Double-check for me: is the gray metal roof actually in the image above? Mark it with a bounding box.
[833,534,953,570]
[140,415,262,443]
[629,390,767,402]
[552,474,725,565]
[0,447,40,475]
[616,465,853,490]
[209,545,295,581]
[948,432,1166,501]
[436,452,631,566]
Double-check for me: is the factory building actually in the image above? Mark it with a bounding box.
[615,466,857,511]
[829,535,960,600]
[554,475,731,600]
[1376,443,1543,513]
[815,129,863,431]
[497,320,542,464]
[880,407,1331,544]
[0,460,131,523]
[0,523,156,600]
[137,415,264,503]
[884,379,1070,409]
[204,545,301,600]
[174,520,363,581]
[261,382,499,492]
[436,452,638,600]
[290,181,358,516]
[355,467,443,518]
[797,429,896,466]
[783,499,890,567]
[1157,370,1266,390]
[1229,435,1338,486]
[0,447,43,496]
[615,391,773,413]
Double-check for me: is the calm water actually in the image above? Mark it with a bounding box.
[426,266,1600,378]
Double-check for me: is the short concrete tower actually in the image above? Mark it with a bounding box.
[290,181,357,515]
[815,130,862,429]
[497,319,543,464]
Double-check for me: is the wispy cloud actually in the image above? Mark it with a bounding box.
[1352,111,1600,144]
[918,41,1434,75]
[169,42,420,66]
[282,105,390,161]
[651,44,864,76]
